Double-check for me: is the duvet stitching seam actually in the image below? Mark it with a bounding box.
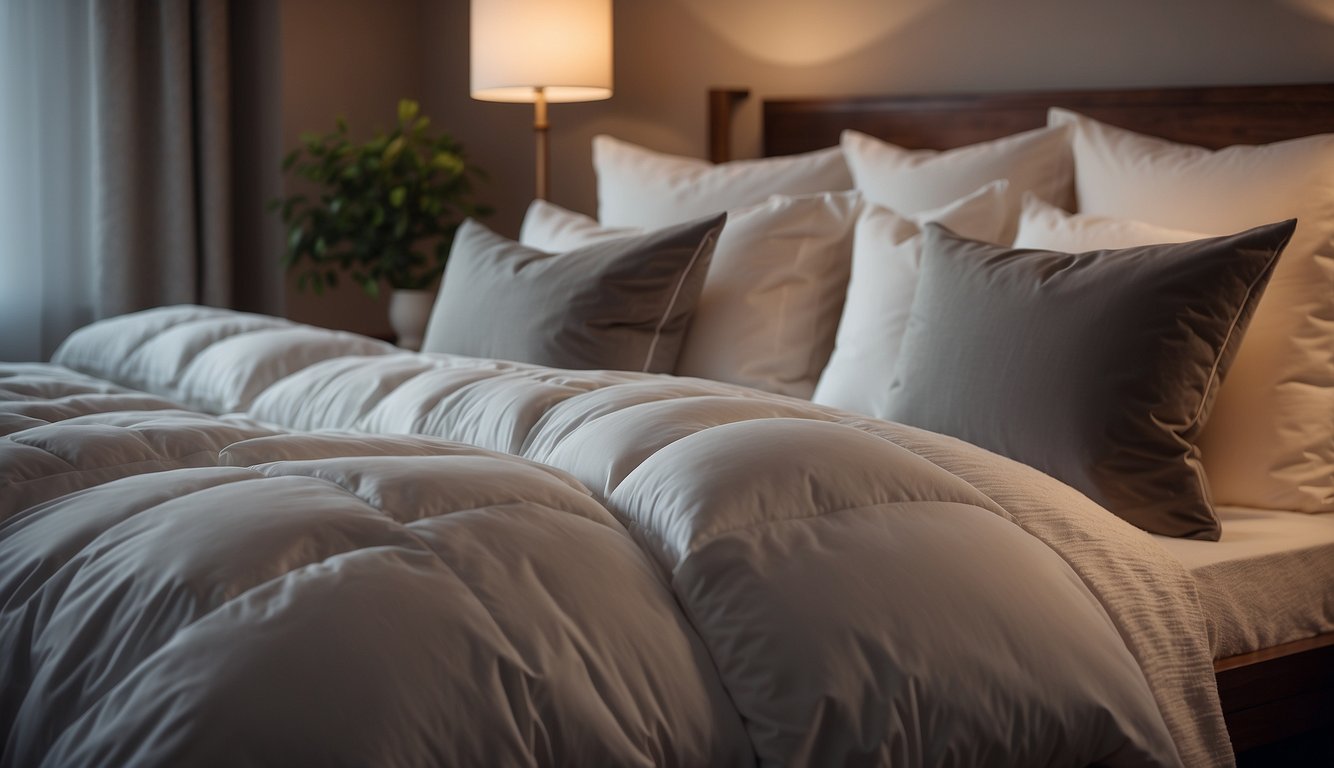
[0,446,258,493]
[662,498,984,575]
[102,312,247,390]
[850,428,1205,767]
[13,471,268,739]
[26,472,483,747]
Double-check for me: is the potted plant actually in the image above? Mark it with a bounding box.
[272,99,491,349]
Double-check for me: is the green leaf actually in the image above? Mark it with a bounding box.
[432,152,464,176]
[269,98,491,293]
[397,99,419,124]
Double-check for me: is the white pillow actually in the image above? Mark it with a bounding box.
[1050,107,1334,513]
[593,135,853,228]
[520,199,634,251]
[812,181,1012,415]
[840,126,1074,243]
[1013,193,1208,251]
[521,192,860,398]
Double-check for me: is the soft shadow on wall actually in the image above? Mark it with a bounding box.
[423,0,1334,238]
[288,0,1334,336]
[1285,0,1334,24]
[279,0,435,338]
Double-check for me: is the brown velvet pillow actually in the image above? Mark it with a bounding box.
[885,220,1295,539]
[422,215,724,372]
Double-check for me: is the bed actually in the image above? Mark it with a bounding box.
[2,83,1332,767]
[709,82,1334,757]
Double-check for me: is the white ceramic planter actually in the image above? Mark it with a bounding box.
[388,289,434,351]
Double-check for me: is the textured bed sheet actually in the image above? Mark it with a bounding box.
[1153,506,1334,659]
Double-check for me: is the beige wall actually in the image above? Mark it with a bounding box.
[278,0,432,337]
[278,0,1334,335]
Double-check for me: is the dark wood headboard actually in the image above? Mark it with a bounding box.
[708,83,1334,160]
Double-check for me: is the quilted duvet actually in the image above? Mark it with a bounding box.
[0,307,1231,767]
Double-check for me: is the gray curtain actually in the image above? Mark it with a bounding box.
[91,0,281,318]
[0,0,280,361]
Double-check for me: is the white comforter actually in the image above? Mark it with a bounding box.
[0,306,1230,767]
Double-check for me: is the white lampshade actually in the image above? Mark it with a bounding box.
[470,0,613,103]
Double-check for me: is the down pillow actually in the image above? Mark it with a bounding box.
[421,216,724,372]
[1051,108,1334,514]
[812,182,1011,415]
[593,135,852,228]
[521,192,860,397]
[1013,194,1208,252]
[840,126,1073,243]
[520,198,634,251]
[885,221,1296,539]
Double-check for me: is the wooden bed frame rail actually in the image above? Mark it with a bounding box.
[708,83,1334,159]
[1215,632,1334,752]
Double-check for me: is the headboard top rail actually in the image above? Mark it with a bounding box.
[758,83,1334,156]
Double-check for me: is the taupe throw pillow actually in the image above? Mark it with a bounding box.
[421,215,724,372]
[885,220,1295,539]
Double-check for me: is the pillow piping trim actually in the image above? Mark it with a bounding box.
[1176,234,1288,524]
[1187,236,1290,429]
[641,227,720,373]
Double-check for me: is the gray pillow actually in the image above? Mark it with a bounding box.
[885,220,1295,539]
[422,215,724,372]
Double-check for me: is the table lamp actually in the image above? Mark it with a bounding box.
[470,0,613,200]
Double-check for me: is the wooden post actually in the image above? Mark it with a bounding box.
[707,88,750,163]
[533,86,549,200]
